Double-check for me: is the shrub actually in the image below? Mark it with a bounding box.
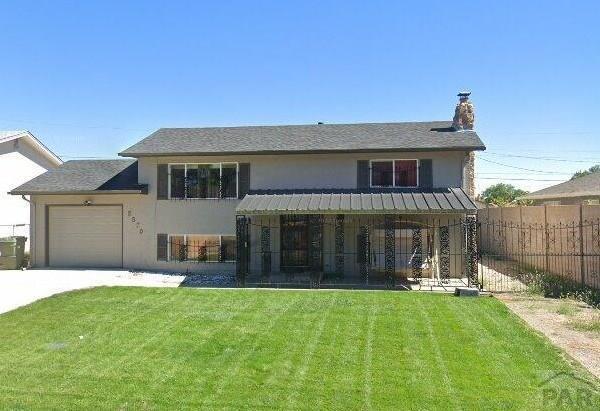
[526,271,600,308]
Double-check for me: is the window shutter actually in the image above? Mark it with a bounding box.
[238,163,250,199]
[419,159,433,188]
[157,233,168,261]
[357,160,370,189]
[157,164,169,200]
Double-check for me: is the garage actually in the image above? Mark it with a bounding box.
[48,206,123,268]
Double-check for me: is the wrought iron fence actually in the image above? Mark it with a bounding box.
[235,214,478,289]
[167,237,236,263]
[478,219,600,292]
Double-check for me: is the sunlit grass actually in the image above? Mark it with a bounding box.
[0,287,597,410]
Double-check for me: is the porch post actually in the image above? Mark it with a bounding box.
[411,228,423,281]
[358,225,370,284]
[465,215,479,288]
[384,215,395,288]
[334,214,345,279]
[260,225,271,281]
[308,214,324,287]
[439,225,450,281]
[235,215,249,286]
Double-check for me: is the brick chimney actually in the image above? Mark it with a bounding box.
[452,91,475,130]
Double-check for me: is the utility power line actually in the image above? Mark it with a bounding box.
[482,152,600,163]
[489,148,600,154]
[476,171,572,175]
[476,177,565,182]
[476,157,569,174]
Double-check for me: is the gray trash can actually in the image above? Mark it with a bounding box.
[0,236,27,270]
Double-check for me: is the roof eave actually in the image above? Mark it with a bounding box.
[523,191,600,200]
[236,209,475,215]
[119,145,487,158]
[9,188,148,196]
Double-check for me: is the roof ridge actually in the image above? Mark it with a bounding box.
[156,120,453,131]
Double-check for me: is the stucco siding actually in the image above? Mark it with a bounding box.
[30,193,237,274]
[28,151,469,272]
[138,150,466,191]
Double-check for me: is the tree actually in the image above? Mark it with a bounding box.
[571,164,600,180]
[480,183,530,206]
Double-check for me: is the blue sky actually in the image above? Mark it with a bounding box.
[1,0,599,193]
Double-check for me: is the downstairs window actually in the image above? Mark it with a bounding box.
[168,234,236,262]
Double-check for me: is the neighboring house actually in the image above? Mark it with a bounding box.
[10,93,485,285]
[523,173,600,206]
[0,131,62,243]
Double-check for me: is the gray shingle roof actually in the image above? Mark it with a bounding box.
[236,188,476,214]
[524,172,600,200]
[9,159,147,195]
[120,121,485,157]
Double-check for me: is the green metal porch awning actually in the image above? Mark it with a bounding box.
[236,188,477,215]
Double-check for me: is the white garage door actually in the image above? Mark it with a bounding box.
[48,206,123,268]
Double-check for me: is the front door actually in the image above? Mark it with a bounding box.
[280,215,309,272]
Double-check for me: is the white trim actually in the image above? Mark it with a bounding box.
[369,159,419,188]
[0,130,62,166]
[167,162,239,200]
[167,233,236,263]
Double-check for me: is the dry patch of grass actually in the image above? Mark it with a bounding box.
[498,293,600,381]
[556,301,581,317]
[570,318,600,334]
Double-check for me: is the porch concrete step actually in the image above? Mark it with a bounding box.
[454,287,480,297]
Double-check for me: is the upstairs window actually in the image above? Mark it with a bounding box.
[169,163,238,199]
[370,160,418,187]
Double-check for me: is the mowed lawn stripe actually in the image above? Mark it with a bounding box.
[0,288,598,410]
[285,294,335,409]
[306,293,370,409]
[362,299,377,410]
[153,290,297,408]
[199,292,303,408]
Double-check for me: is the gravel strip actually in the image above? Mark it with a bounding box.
[497,293,600,380]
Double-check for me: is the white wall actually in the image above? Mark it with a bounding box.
[0,151,46,240]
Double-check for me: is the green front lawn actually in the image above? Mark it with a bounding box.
[0,288,597,410]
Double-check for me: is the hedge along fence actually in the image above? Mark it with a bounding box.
[477,204,600,290]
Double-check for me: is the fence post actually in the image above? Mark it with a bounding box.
[544,205,549,274]
[235,215,249,286]
[384,215,395,289]
[579,204,585,285]
[519,205,524,269]
[334,214,345,280]
[308,214,324,288]
[465,216,478,288]
[260,225,271,281]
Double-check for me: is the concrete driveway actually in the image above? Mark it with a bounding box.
[0,269,185,315]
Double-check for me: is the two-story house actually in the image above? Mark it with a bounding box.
[10,93,485,287]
